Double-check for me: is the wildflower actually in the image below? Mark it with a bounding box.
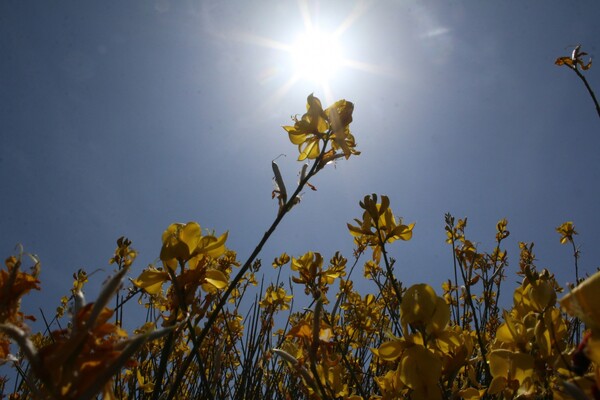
[556,221,577,244]
[555,45,593,71]
[400,284,449,335]
[283,94,358,161]
[347,194,414,262]
[487,349,535,397]
[132,222,229,297]
[259,284,293,311]
[0,253,40,360]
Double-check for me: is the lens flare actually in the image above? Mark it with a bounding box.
[291,29,343,84]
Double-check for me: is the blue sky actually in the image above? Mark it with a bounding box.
[1,1,600,328]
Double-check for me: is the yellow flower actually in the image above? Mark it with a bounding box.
[556,221,577,244]
[259,284,293,311]
[283,94,329,160]
[347,194,415,262]
[132,222,229,299]
[159,222,228,270]
[400,284,449,335]
[325,99,358,160]
[282,94,358,161]
[136,369,154,393]
[488,349,535,397]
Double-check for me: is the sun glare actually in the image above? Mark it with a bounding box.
[236,1,383,105]
[290,29,343,85]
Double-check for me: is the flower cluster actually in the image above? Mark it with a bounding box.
[3,93,600,400]
[283,93,360,163]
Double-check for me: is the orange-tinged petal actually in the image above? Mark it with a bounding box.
[287,320,313,340]
[555,56,574,67]
[581,59,593,70]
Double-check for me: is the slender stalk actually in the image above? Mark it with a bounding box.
[166,141,332,400]
[457,254,491,384]
[571,66,600,118]
[570,238,582,345]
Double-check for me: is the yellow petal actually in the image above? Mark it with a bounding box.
[204,269,229,290]
[496,323,515,344]
[180,222,201,251]
[401,284,438,327]
[160,223,194,261]
[487,376,507,395]
[131,269,169,295]
[298,139,320,160]
[285,128,308,145]
[399,345,442,389]
[390,223,415,241]
[560,270,600,330]
[325,99,354,129]
[199,231,228,258]
[427,296,450,335]
[528,279,556,312]
[458,387,481,400]
[377,340,404,361]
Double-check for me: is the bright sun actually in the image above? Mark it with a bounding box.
[238,1,380,104]
[290,29,343,85]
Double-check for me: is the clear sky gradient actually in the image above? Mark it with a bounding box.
[2,1,600,328]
